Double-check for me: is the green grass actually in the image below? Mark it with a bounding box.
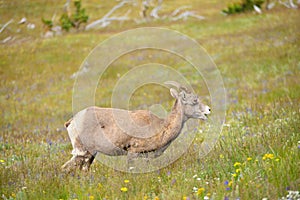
[1,0,300,199]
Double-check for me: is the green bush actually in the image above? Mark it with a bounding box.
[41,17,53,30]
[42,0,89,32]
[60,13,74,31]
[223,0,265,14]
[72,0,89,29]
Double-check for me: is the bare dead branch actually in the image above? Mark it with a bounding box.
[51,12,57,22]
[170,5,191,17]
[2,36,13,43]
[140,0,153,19]
[150,0,163,19]
[278,0,298,8]
[171,11,205,21]
[64,0,71,14]
[288,0,298,8]
[0,19,14,34]
[86,0,132,30]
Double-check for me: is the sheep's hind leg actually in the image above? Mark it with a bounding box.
[61,155,79,173]
[61,153,95,173]
[81,152,96,172]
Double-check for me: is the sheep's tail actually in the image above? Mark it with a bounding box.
[64,118,73,128]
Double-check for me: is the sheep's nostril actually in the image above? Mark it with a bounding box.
[208,108,211,112]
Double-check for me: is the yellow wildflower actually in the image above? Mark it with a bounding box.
[89,196,94,200]
[0,159,5,163]
[154,197,160,200]
[11,193,16,198]
[236,168,241,173]
[232,173,237,178]
[120,187,128,192]
[263,153,274,160]
[124,180,130,183]
[197,187,205,195]
[144,196,148,200]
[183,196,188,200]
[275,158,280,162]
[207,193,211,197]
[247,157,252,161]
[228,181,233,186]
[220,154,224,159]
[234,162,241,167]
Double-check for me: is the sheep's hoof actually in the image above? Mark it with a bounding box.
[81,153,95,172]
[61,156,84,173]
[62,153,95,173]
[61,158,77,173]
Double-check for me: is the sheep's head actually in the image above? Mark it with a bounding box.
[165,81,211,120]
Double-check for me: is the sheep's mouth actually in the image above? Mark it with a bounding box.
[197,114,208,121]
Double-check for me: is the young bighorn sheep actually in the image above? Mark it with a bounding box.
[62,81,210,172]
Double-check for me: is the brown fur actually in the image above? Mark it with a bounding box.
[64,118,73,128]
[62,82,211,172]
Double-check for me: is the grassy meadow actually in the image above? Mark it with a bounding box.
[0,0,300,199]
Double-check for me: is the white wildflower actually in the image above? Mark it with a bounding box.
[193,187,198,192]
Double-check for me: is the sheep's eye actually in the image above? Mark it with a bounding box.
[193,98,198,104]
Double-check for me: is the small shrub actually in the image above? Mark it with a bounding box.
[223,0,265,14]
[72,0,89,29]
[42,0,89,32]
[41,17,53,31]
[223,3,243,14]
[60,13,74,32]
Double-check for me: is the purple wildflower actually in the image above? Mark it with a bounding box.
[171,178,176,185]
[46,139,52,146]
[224,180,229,185]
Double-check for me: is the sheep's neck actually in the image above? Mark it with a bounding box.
[130,99,184,153]
[159,99,184,145]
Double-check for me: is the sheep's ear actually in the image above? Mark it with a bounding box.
[180,90,188,104]
[181,91,187,101]
[170,88,178,99]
